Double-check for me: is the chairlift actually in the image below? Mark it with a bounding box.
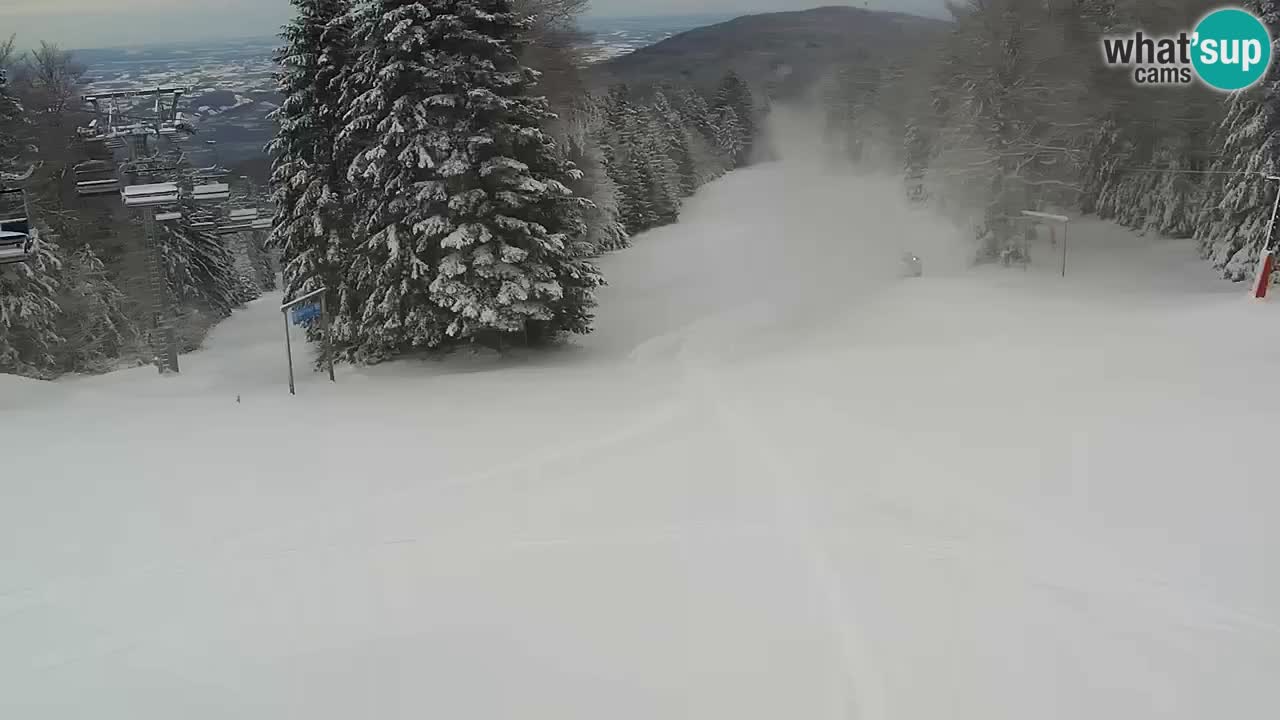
[74,160,120,196]
[0,187,38,265]
[191,182,230,203]
[122,182,180,208]
[216,222,254,235]
[193,165,228,182]
[78,119,107,143]
[159,117,196,140]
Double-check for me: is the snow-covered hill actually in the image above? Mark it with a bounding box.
[3,109,1279,720]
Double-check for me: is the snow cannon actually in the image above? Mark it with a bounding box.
[1253,250,1275,299]
[901,252,923,278]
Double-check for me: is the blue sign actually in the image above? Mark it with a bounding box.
[291,302,321,326]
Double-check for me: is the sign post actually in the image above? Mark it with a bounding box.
[1254,175,1280,299]
[280,287,335,395]
[283,306,295,395]
[1020,211,1071,277]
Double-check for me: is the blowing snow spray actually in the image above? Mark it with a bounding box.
[1101,7,1273,91]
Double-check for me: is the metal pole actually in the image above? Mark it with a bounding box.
[283,308,296,396]
[165,326,179,373]
[1062,223,1069,278]
[321,292,335,383]
[1264,177,1280,254]
[141,205,179,374]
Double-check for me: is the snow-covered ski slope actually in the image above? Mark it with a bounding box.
[4,109,1280,719]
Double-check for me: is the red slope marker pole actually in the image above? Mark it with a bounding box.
[1254,250,1275,299]
[1257,177,1280,300]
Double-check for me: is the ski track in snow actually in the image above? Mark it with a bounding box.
[3,107,1280,719]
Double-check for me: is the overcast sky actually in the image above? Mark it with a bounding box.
[1,0,949,50]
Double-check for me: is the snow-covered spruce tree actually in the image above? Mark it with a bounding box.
[0,238,63,379]
[569,130,628,253]
[268,0,357,345]
[609,104,682,233]
[610,152,652,233]
[674,88,730,185]
[0,62,64,379]
[0,60,23,163]
[158,212,247,319]
[1080,119,1133,217]
[54,243,139,374]
[903,119,930,204]
[340,0,603,357]
[603,83,637,135]
[1195,93,1280,279]
[609,134,658,233]
[651,88,698,196]
[1194,0,1280,280]
[596,84,681,234]
[560,95,628,253]
[713,71,755,167]
[637,109,681,223]
[934,0,1088,260]
[713,105,746,166]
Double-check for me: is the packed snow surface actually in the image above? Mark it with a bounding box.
[4,110,1279,719]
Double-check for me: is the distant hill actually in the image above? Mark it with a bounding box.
[592,6,948,98]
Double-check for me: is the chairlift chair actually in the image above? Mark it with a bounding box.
[122,182,180,208]
[194,163,228,180]
[216,222,254,236]
[227,207,259,223]
[191,182,230,203]
[78,119,107,143]
[188,209,217,231]
[0,187,38,265]
[74,160,121,197]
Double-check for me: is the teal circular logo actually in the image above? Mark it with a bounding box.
[1192,8,1272,91]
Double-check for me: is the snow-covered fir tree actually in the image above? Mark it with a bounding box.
[159,211,248,319]
[569,131,628,253]
[0,238,63,378]
[561,98,629,253]
[339,0,602,357]
[1190,0,1280,279]
[713,71,755,167]
[674,88,730,185]
[903,120,930,204]
[268,0,357,344]
[610,127,660,233]
[0,63,20,151]
[637,110,681,223]
[651,88,698,196]
[547,92,628,255]
[0,62,64,379]
[597,84,683,234]
[1195,92,1280,279]
[714,105,746,165]
[54,243,139,374]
